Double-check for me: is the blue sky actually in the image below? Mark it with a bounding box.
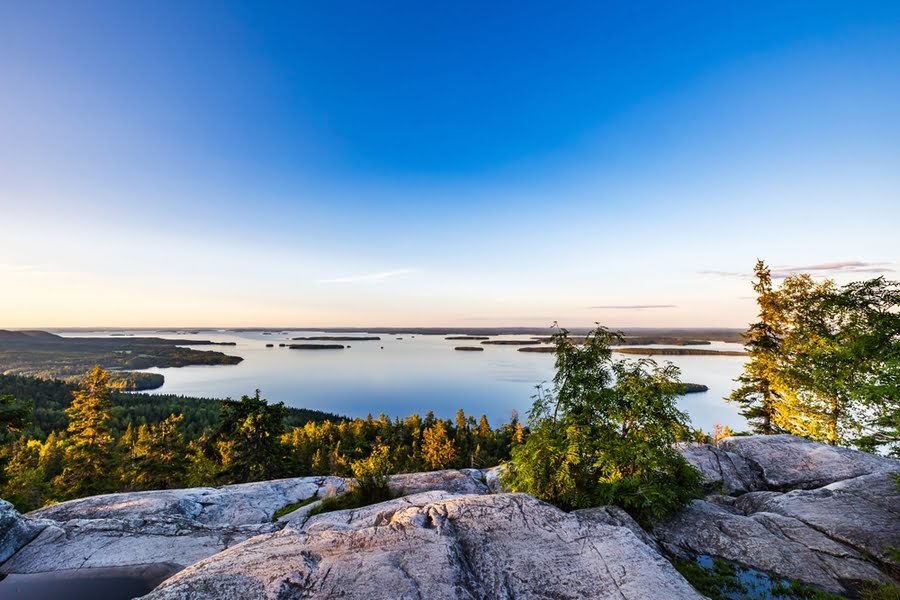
[1,1,898,327]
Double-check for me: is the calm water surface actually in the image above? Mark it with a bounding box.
[59,330,749,433]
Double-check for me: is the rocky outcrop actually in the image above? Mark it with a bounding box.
[658,435,900,595]
[145,492,703,600]
[734,471,900,572]
[0,499,52,564]
[388,469,488,496]
[676,442,766,495]
[718,434,899,490]
[3,477,344,574]
[655,499,888,594]
[0,436,897,598]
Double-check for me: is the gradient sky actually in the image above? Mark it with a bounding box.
[1,1,898,328]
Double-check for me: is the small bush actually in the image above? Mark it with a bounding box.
[307,444,400,517]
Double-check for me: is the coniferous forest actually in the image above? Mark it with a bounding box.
[0,265,897,525]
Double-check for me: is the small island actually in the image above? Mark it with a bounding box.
[291,336,381,341]
[482,340,541,346]
[614,348,748,356]
[454,346,485,351]
[678,383,709,394]
[288,344,345,350]
[518,346,555,353]
[446,336,490,340]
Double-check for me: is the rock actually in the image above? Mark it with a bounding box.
[735,471,900,573]
[3,477,344,575]
[574,505,664,555]
[676,443,766,495]
[718,434,900,490]
[655,499,889,594]
[388,469,488,496]
[27,476,345,527]
[481,465,506,493]
[145,492,703,600]
[0,499,52,564]
[1,517,280,574]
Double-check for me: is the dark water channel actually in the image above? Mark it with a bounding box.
[0,563,179,600]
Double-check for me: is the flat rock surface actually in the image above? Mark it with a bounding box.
[718,434,900,490]
[27,476,346,527]
[655,499,888,594]
[2,470,492,576]
[4,477,344,574]
[145,492,703,600]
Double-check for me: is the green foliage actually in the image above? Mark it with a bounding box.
[0,369,521,512]
[208,390,289,484]
[732,263,900,449]
[0,373,341,441]
[120,414,189,491]
[54,366,116,499]
[730,260,784,434]
[503,325,702,525]
[860,580,900,600]
[271,495,319,521]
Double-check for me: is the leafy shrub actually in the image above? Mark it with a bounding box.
[502,325,702,525]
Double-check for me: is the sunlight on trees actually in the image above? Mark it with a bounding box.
[502,325,702,525]
[732,261,900,451]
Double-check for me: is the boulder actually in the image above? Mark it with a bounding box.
[735,471,900,573]
[718,434,900,490]
[0,499,52,564]
[654,499,889,594]
[481,465,506,493]
[145,492,704,600]
[676,443,766,495]
[388,469,488,496]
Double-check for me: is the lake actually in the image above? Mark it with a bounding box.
[58,330,749,433]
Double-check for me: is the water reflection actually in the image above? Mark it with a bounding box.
[61,331,749,433]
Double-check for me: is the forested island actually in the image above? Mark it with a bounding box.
[454,346,484,351]
[614,348,749,356]
[288,344,346,350]
[291,336,381,341]
[0,330,242,390]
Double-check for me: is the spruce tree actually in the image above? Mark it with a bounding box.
[55,366,115,498]
[729,260,784,433]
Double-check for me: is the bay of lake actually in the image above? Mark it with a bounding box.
[59,330,749,433]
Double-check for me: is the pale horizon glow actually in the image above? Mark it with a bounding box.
[1,3,898,329]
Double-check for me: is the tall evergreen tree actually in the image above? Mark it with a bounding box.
[729,260,783,433]
[54,366,115,498]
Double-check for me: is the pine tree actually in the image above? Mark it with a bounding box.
[54,366,115,498]
[127,414,188,490]
[729,260,783,433]
[422,421,457,469]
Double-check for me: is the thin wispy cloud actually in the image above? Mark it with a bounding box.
[0,263,44,273]
[770,261,894,279]
[318,268,419,284]
[700,261,894,280]
[590,304,677,310]
[698,269,744,278]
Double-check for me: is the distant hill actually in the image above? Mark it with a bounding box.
[0,330,243,390]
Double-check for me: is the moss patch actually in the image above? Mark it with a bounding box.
[306,486,402,517]
[272,495,320,521]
